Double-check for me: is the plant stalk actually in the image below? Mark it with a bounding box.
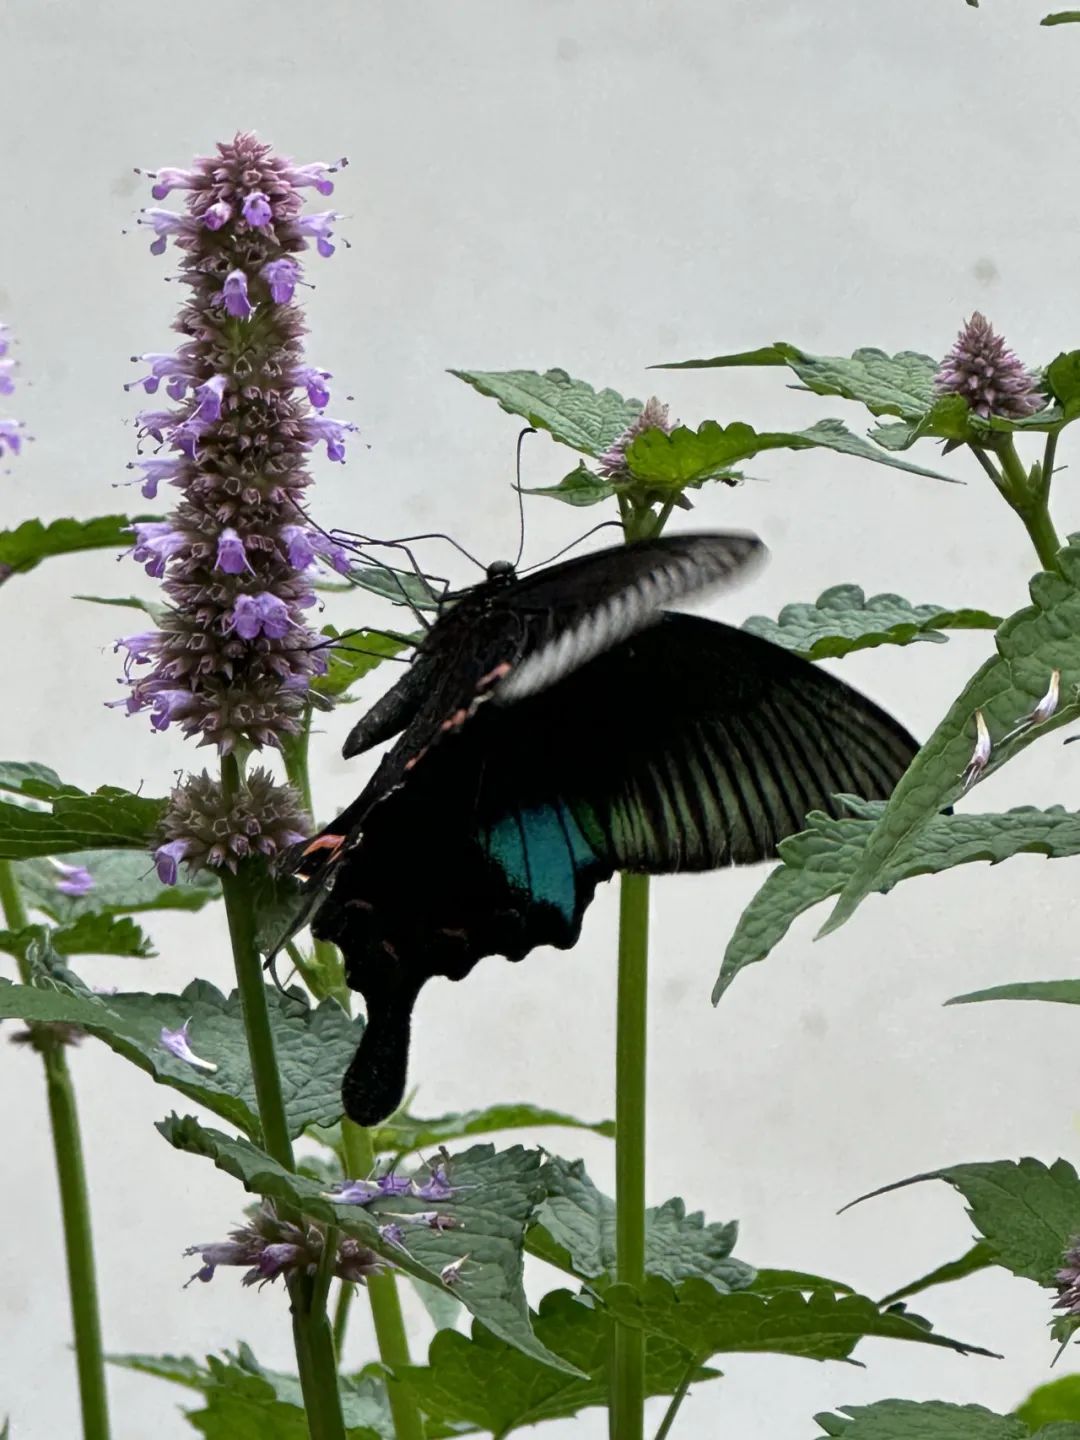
[974,436,1064,571]
[1,859,111,1440]
[341,1118,425,1440]
[218,756,346,1440]
[611,871,650,1440]
[653,1359,697,1440]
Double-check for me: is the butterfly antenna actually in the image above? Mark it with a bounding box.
[341,529,487,574]
[512,426,537,569]
[516,519,625,574]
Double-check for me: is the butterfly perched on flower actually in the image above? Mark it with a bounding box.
[288,531,918,1125]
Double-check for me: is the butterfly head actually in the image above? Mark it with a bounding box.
[485,559,517,586]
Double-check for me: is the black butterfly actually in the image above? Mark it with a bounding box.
[291,531,918,1125]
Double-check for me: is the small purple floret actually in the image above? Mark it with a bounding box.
[262,257,299,304]
[51,860,95,898]
[222,269,253,319]
[203,200,232,231]
[302,414,358,462]
[131,520,186,578]
[229,592,293,640]
[215,527,253,575]
[296,211,342,258]
[160,1018,217,1071]
[242,191,273,228]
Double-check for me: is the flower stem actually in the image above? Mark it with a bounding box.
[611,871,650,1440]
[652,1360,697,1440]
[0,859,111,1440]
[218,756,346,1440]
[341,1118,425,1440]
[974,436,1064,571]
[332,1279,355,1354]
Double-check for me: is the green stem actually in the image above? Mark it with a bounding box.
[1042,431,1060,502]
[1,860,111,1440]
[341,1119,425,1440]
[332,1279,355,1356]
[987,435,1064,571]
[611,872,650,1440]
[218,756,346,1440]
[652,1360,697,1440]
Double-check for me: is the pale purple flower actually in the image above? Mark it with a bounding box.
[203,200,232,231]
[281,524,351,574]
[229,592,293,639]
[415,1165,457,1202]
[154,838,189,884]
[128,457,186,499]
[146,166,200,200]
[281,158,347,195]
[597,396,674,480]
[149,688,194,731]
[289,364,332,410]
[160,1019,217,1072]
[222,269,253,318]
[379,1223,407,1248]
[50,859,95,898]
[262,257,299,304]
[215,527,253,575]
[0,358,14,396]
[185,1200,382,1289]
[439,1255,470,1287]
[1056,1238,1080,1317]
[242,191,273,228]
[934,313,1046,420]
[131,520,186,578]
[330,1179,382,1206]
[0,323,9,357]
[193,374,228,423]
[959,710,992,792]
[302,414,358,462]
[138,207,192,255]
[295,211,342,258]
[0,419,24,458]
[115,630,160,677]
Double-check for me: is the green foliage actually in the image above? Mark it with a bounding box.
[0,914,154,961]
[451,367,642,457]
[15,849,220,920]
[0,780,165,860]
[1043,11,1080,22]
[74,593,167,623]
[310,626,415,701]
[366,1102,615,1156]
[344,565,442,612]
[528,1156,754,1292]
[819,539,1080,936]
[856,1157,1080,1288]
[522,462,616,507]
[600,1276,993,1361]
[0,977,362,1138]
[1018,1376,1080,1429]
[397,1288,717,1434]
[158,1118,581,1375]
[878,1242,998,1307]
[742,584,1000,661]
[716,800,1080,999]
[813,1401,1038,1439]
[0,515,152,577]
[948,980,1080,1007]
[623,417,955,484]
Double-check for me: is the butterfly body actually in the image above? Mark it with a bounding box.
[291,533,919,1124]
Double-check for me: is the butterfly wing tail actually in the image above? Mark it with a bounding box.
[340,966,423,1127]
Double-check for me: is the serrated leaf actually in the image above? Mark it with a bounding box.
[742,585,1000,661]
[0,762,63,797]
[1018,1376,1080,1429]
[345,565,442,612]
[451,368,642,457]
[1047,352,1080,417]
[398,1288,717,1435]
[527,1157,754,1293]
[878,1242,997,1308]
[948,979,1080,1007]
[813,1401,1033,1440]
[821,539,1080,937]
[749,1269,855,1297]
[108,1351,212,1390]
[370,1103,615,1157]
[0,514,153,577]
[0,914,154,961]
[310,626,414,700]
[158,1117,582,1376]
[14,849,220,921]
[0,785,166,859]
[0,977,362,1138]
[601,1276,993,1361]
[854,1157,1080,1287]
[623,417,954,484]
[522,462,615,507]
[716,801,1080,998]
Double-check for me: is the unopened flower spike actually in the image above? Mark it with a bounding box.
[597,396,674,481]
[934,312,1045,420]
[160,1019,218,1072]
[959,710,992,792]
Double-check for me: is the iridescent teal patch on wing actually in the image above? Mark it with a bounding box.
[482,802,599,921]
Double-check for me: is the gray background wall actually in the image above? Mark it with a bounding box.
[2,1,1077,1435]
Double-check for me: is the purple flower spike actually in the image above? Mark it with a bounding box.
[51,860,95,898]
[934,313,1046,421]
[598,396,674,480]
[242,191,273,228]
[160,1019,217,1071]
[215,527,254,575]
[229,592,293,640]
[222,269,253,318]
[203,200,232,231]
[262,257,300,304]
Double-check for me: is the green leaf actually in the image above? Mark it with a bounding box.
[655,345,939,420]
[398,1288,717,1435]
[310,626,414,701]
[73,593,168,623]
[813,1401,1033,1440]
[1018,1376,1080,1428]
[451,368,642,457]
[527,1157,754,1293]
[0,784,166,860]
[623,417,954,485]
[1046,352,1080,417]
[948,979,1080,1007]
[0,514,153,577]
[742,585,1000,661]
[345,565,442,612]
[716,801,1080,999]
[522,462,615,507]
[108,1351,211,1390]
[0,977,362,1138]
[749,1269,854,1297]
[158,1117,582,1376]
[14,849,220,921]
[854,1157,1080,1287]
[601,1276,994,1361]
[0,762,63,797]
[878,1242,997,1308]
[820,539,1080,937]
[1043,11,1080,22]
[0,914,154,961]
[370,1103,615,1157]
